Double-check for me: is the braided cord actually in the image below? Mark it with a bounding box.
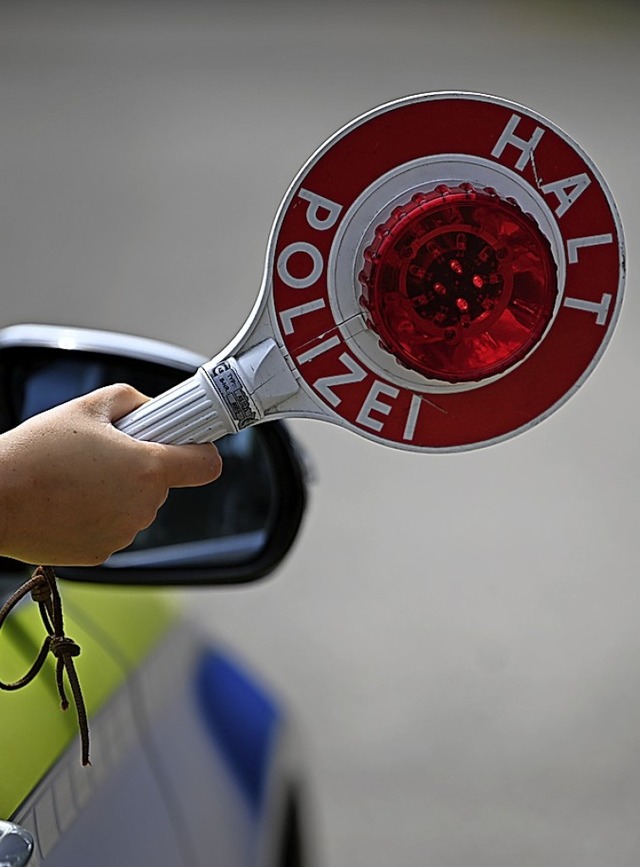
[0,565,90,765]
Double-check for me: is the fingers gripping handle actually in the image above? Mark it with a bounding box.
[115,339,299,445]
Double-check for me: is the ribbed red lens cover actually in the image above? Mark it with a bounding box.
[359,184,557,383]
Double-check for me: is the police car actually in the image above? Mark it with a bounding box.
[0,323,312,867]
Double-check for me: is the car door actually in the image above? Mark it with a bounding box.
[3,579,290,867]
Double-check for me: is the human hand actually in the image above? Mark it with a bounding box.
[0,384,222,566]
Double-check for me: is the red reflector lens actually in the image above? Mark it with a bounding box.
[359,184,558,383]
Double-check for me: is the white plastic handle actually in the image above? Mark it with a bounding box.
[115,339,299,444]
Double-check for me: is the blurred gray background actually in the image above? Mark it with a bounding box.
[1,2,639,865]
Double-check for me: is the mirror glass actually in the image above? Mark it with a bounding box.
[0,348,281,574]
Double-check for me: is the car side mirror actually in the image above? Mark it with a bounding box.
[0,325,309,586]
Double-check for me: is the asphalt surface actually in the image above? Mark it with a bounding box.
[2,3,640,865]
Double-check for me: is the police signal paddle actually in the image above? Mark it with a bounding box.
[116,92,625,452]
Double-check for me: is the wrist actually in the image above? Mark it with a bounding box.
[0,434,25,562]
[0,438,12,557]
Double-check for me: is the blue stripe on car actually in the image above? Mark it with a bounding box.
[196,648,280,813]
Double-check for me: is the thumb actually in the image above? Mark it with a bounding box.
[151,442,223,488]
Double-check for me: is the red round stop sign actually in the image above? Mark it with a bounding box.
[268,93,624,451]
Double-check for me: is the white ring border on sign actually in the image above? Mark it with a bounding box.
[327,154,567,395]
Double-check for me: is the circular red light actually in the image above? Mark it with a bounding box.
[358,184,558,383]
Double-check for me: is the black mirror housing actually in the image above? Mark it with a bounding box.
[0,325,309,587]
